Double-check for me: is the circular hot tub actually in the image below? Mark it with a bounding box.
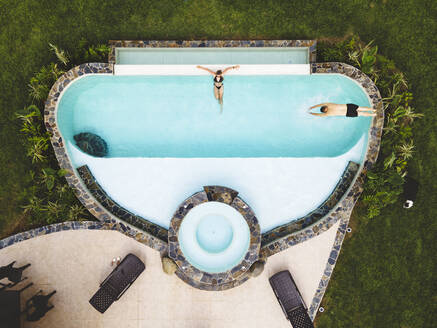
[168,186,261,290]
[178,202,250,273]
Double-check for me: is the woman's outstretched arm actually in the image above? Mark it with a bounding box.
[222,65,240,74]
[196,65,216,75]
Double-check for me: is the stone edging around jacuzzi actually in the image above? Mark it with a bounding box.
[258,62,383,259]
[44,60,383,259]
[168,186,261,290]
[108,40,317,64]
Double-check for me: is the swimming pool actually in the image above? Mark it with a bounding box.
[56,73,371,232]
[59,75,369,158]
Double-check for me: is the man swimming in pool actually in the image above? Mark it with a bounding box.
[308,103,376,117]
[196,65,240,111]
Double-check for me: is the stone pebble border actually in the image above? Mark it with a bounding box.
[108,39,317,64]
[0,220,140,251]
[308,208,353,320]
[168,186,261,290]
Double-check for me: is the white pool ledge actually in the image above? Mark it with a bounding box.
[114,64,311,75]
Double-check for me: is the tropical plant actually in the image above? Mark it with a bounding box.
[28,63,64,101]
[49,43,69,66]
[22,196,43,214]
[55,184,69,197]
[348,40,378,76]
[27,137,49,163]
[16,42,99,227]
[398,141,415,161]
[68,204,86,221]
[28,79,50,101]
[383,117,398,135]
[43,201,64,223]
[70,39,111,63]
[400,106,424,124]
[383,151,396,170]
[324,35,424,218]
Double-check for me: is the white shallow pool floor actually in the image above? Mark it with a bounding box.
[71,135,364,232]
[0,220,340,327]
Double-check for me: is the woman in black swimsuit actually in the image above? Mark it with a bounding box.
[197,65,240,110]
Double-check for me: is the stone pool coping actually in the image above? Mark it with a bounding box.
[108,39,317,64]
[168,186,261,290]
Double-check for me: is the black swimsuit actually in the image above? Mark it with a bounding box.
[214,75,224,89]
[346,103,359,117]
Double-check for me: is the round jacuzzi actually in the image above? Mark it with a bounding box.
[178,202,250,273]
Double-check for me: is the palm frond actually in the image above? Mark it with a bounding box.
[397,141,415,160]
[49,43,69,66]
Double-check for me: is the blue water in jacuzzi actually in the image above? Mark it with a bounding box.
[57,75,371,158]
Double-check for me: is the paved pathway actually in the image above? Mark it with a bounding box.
[0,221,339,328]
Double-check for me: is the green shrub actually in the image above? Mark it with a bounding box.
[319,36,423,218]
[70,39,110,63]
[15,42,106,226]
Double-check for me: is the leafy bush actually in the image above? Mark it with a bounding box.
[319,36,423,218]
[70,39,111,63]
[15,41,110,226]
[16,103,90,225]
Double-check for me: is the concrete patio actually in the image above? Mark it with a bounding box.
[0,220,340,328]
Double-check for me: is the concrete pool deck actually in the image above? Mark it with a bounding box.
[0,219,339,328]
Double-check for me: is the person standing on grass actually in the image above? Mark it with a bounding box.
[308,103,377,117]
[196,65,240,112]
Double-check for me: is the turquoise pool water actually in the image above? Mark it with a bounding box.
[116,47,309,65]
[58,75,371,159]
[178,201,250,273]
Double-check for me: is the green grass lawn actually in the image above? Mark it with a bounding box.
[0,0,436,326]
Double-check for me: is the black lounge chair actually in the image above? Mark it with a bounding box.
[23,290,56,322]
[89,253,145,313]
[0,282,34,327]
[269,270,314,328]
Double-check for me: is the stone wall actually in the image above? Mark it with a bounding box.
[108,39,317,64]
